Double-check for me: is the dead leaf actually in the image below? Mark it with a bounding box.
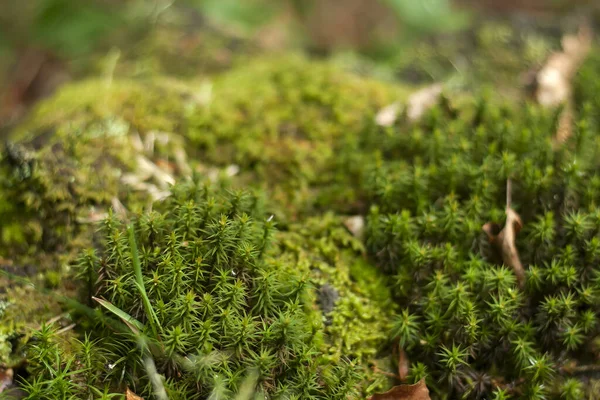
[369,379,431,400]
[376,103,402,127]
[0,368,13,393]
[344,215,365,239]
[398,346,409,382]
[126,388,144,400]
[535,26,592,108]
[406,84,443,122]
[482,180,525,288]
[533,25,592,146]
[553,103,574,148]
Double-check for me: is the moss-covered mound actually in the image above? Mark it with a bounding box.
[187,56,404,216]
[19,180,388,399]
[361,54,600,398]
[0,78,194,256]
[5,37,600,399]
[0,56,406,256]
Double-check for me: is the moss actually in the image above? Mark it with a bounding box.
[276,213,396,394]
[18,180,369,399]
[0,57,409,385]
[0,77,193,256]
[361,58,600,397]
[8,42,600,399]
[0,283,64,367]
[187,55,406,217]
[0,77,196,367]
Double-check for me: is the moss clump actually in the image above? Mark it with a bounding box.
[277,215,394,362]
[21,180,368,399]
[187,55,404,216]
[361,60,600,397]
[0,78,192,256]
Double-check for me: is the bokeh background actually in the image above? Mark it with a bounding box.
[1,0,598,133]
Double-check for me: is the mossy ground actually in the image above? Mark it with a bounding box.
[0,55,403,396]
[1,23,600,399]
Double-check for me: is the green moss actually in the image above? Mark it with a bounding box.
[390,21,559,97]
[7,41,600,399]
[0,78,193,256]
[20,180,369,399]
[276,213,395,394]
[361,55,600,398]
[187,55,405,216]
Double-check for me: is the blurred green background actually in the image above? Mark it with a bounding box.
[0,0,598,130]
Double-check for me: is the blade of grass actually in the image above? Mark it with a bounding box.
[128,223,161,339]
[92,296,144,334]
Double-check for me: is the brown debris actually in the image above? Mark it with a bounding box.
[375,83,443,127]
[406,84,443,122]
[535,26,592,108]
[553,103,574,148]
[376,102,402,127]
[533,26,592,146]
[0,48,69,129]
[482,180,525,288]
[126,388,144,400]
[369,379,431,400]
[0,368,13,393]
[398,346,410,382]
[343,215,365,239]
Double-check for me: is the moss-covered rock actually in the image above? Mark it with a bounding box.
[0,57,409,379]
[187,55,406,217]
[0,78,194,256]
[0,77,196,369]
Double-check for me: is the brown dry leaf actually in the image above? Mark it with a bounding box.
[126,388,144,400]
[0,368,13,393]
[343,215,365,239]
[553,103,574,148]
[534,25,592,146]
[369,379,431,400]
[398,346,410,382]
[375,102,402,127]
[406,84,443,122]
[536,26,592,108]
[482,181,525,288]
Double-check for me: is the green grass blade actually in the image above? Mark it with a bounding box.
[92,296,144,334]
[128,223,161,339]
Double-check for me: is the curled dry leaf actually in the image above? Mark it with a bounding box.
[344,215,365,239]
[126,388,144,400]
[376,102,402,127]
[406,84,443,122]
[0,368,13,393]
[111,197,128,219]
[376,83,443,127]
[369,379,431,400]
[398,346,410,382]
[536,26,592,108]
[483,208,525,288]
[553,103,574,148]
[534,25,592,146]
